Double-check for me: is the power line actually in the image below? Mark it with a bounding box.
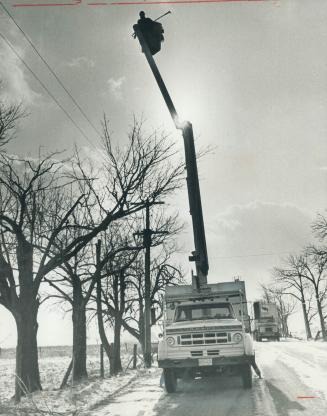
[0,32,95,148]
[0,1,102,140]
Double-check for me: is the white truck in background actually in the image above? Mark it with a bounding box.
[157,280,255,392]
[252,301,281,342]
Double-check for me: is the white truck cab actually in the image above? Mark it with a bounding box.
[158,281,254,392]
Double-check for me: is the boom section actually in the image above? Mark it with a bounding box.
[133,24,209,288]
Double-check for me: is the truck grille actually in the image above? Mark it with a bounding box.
[190,350,220,357]
[259,327,275,332]
[207,349,220,356]
[180,332,229,345]
[191,351,203,357]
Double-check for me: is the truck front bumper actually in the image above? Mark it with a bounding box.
[158,355,251,369]
[259,333,279,338]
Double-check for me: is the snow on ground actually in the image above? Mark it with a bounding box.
[87,340,327,416]
[256,339,327,403]
[0,345,142,415]
[85,368,162,416]
[251,339,327,415]
[0,369,140,416]
[1,340,327,415]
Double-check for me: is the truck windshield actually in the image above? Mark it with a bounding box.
[174,303,235,322]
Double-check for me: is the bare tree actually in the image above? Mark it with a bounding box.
[45,244,98,382]
[0,88,24,148]
[299,246,327,340]
[0,152,74,400]
[46,228,141,382]
[306,287,321,327]
[90,208,183,371]
[312,212,327,240]
[113,243,183,355]
[0,119,184,399]
[311,213,327,336]
[274,254,312,339]
[100,248,140,374]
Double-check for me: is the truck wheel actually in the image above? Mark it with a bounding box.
[163,368,177,393]
[241,364,252,389]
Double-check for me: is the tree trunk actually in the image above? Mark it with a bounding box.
[96,277,113,375]
[112,314,122,374]
[301,299,312,340]
[281,319,286,337]
[315,287,327,341]
[60,359,73,389]
[299,279,312,340]
[15,237,41,401]
[15,301,41,401]
[72,279,88,381]
[112,269,125,375]
[284,319,289,337]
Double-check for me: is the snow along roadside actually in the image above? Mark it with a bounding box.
[0,368,147,416]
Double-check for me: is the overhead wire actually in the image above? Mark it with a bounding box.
[0,1,102,142]
[0,32,96,148]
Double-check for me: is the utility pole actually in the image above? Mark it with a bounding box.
[143,201,152,368]
[134,199,167,368]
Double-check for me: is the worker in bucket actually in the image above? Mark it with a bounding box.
[136,11,164,55]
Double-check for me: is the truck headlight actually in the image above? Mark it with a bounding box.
[166,336,175,346]
[233,333,243,343]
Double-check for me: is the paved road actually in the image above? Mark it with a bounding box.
[91,340,327,416]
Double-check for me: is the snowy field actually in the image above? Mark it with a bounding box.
[1,340,327,415]
[0,345,141,415]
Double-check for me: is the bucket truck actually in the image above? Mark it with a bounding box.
[133,12,255,393]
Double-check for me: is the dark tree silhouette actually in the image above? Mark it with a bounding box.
[274,254,313,339]
[0,88,24,148]
[0,118,183,399]
[299,246,327,341]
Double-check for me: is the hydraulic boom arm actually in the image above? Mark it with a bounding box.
[133,21,208,289]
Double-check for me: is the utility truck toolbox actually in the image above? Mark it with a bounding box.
[158,281,255,392]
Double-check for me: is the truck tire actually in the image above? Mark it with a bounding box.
[163,368,177,393]
[241,364,252,389]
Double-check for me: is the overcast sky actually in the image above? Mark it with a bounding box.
[1,0,327,346]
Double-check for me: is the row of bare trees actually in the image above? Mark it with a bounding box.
[263,216,327,341]
[0,101,184,400]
